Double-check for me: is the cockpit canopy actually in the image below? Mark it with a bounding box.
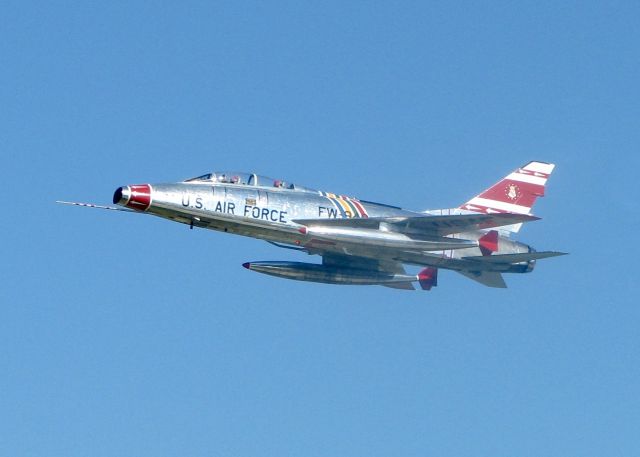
[184,171,317,192]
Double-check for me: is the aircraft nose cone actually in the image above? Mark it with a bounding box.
[113,184,152,211]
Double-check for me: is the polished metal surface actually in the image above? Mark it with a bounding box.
[60,162,566,290]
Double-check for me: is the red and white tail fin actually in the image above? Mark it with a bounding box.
[459,161,555,233]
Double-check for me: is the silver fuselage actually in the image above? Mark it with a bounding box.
[124,181,531,270]
[61,162,565,289]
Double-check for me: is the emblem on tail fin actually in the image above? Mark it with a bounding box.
[459,161,555,233]
[506,184,521,201]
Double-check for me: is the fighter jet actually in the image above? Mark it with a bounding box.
[58,161,566,290]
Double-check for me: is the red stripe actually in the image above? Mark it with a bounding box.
[479,230,499,256]
[519,168,550,178]
[351,199,368,218]
[479,179,544,208]
[418,267,438,290]
[126,184,152,211]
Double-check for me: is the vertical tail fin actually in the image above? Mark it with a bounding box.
[459,161,555,233]
[460,161,555,215]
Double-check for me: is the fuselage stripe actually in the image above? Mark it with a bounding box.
[321,191,368,218]
[335,197,354,218]
[351,199,368,218]
[334,197,348,217]
[341,198,360,218]
[326,196,345,217]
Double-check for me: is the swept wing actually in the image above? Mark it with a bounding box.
[294,212,538,236]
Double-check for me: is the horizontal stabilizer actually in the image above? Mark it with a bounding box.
[457,270,507,288]
[294,213,538,236]
[463,251,568,264]
[382,282,416,290]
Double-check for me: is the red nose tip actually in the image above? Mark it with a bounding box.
[113,184,152,211]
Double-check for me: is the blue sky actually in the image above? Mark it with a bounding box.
[1,1,638,455]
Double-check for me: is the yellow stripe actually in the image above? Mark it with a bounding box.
[335,197,354,218]
[342,198,361,217]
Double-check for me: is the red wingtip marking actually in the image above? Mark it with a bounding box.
[418,267,438,290]
[298,227,308,235]
[479,230,499,256]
